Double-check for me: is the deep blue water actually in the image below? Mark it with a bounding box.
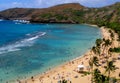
[0,20,101,83]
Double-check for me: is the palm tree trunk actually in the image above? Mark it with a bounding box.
[108,70,110,83]
[91,66,93,83]
[102,45,106,55]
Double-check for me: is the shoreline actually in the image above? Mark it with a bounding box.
[21,26,120,83]
[20,49,91,82]
[21,50,92,83]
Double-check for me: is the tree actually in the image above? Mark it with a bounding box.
[89,56,99,72]
[102,39,112,55]
[96,39,102,48]
[92,46,97,54]
[89,56,99,83]
[93,69,109,83]
[105,61,116,82]
[109,30,114,41]
[92,56,99,67]
[95,39,102,56]
[62,79,67,83]
[89,59,94,83]
[93,69,101,83]
[92,46,101,56]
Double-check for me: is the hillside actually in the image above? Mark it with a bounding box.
[0,3,120,24]
[0,3,84,22]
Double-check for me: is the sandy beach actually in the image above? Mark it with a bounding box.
[20,26,120,83]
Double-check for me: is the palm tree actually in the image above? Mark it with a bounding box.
[92,46,101,57]
[92,46,97,54]
[89,56,99,83]
[108,48,113,57]
[96,39,102,48]
[89,56,99,72]
[96,47,101,56]
[62,79,67,83]
[93,69,101,83]
[109,30,114,41]
[105,61,116,82]
[93,56,99,67]
[102,39,112,56]
[96,39,102,56]
[89,59,93,83]
[91,39,102,55]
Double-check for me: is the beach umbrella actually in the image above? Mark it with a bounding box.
[77,65,84,71]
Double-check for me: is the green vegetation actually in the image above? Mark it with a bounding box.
[1,3,120,83]
[89,56,99,83]
[96,39,102,47]
[87,37,120,83]
[97,22,120,41]
[102,39,112,54]
[82,71,91,76]
[72,10,85,17]
[105,61,116,82]
[1,3,120,32]
[93,69,107,83]
[46,4,120,41]
[109,47,120,53]
[55,14,68,20]
[40,13,68,21]
[109,30,114,40]
[40,13,52,18]
[31,3,120,83]
[58,79,72,83]
[38,5,120,40]
[61,79,67,83]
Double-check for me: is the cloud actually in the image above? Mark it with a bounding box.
[12,2,22,6]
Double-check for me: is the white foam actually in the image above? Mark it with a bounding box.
[26,36,39,41]
[0,32,46,54]
[13,20,30,24]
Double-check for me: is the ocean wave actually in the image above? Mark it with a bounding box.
[0,32,46,54]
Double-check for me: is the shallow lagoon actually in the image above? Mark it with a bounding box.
[0,20,101,83]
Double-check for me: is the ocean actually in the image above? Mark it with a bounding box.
[0,20,101,83]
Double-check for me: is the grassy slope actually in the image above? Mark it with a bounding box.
[0,3,120,24]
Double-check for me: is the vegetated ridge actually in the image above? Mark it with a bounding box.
[0,3,120,24]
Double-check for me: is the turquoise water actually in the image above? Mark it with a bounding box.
[0,20,101,83]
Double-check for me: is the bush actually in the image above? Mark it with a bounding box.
[109,47,120,53]
[55,14,68,20]
[40,13,52,18]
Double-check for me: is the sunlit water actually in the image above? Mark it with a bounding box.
[0,20,101,83]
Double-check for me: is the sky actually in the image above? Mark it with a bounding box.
[0,0,120,10]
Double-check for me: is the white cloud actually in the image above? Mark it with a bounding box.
[12,2,22,6]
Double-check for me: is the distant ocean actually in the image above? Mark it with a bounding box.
[0,20,101,83]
